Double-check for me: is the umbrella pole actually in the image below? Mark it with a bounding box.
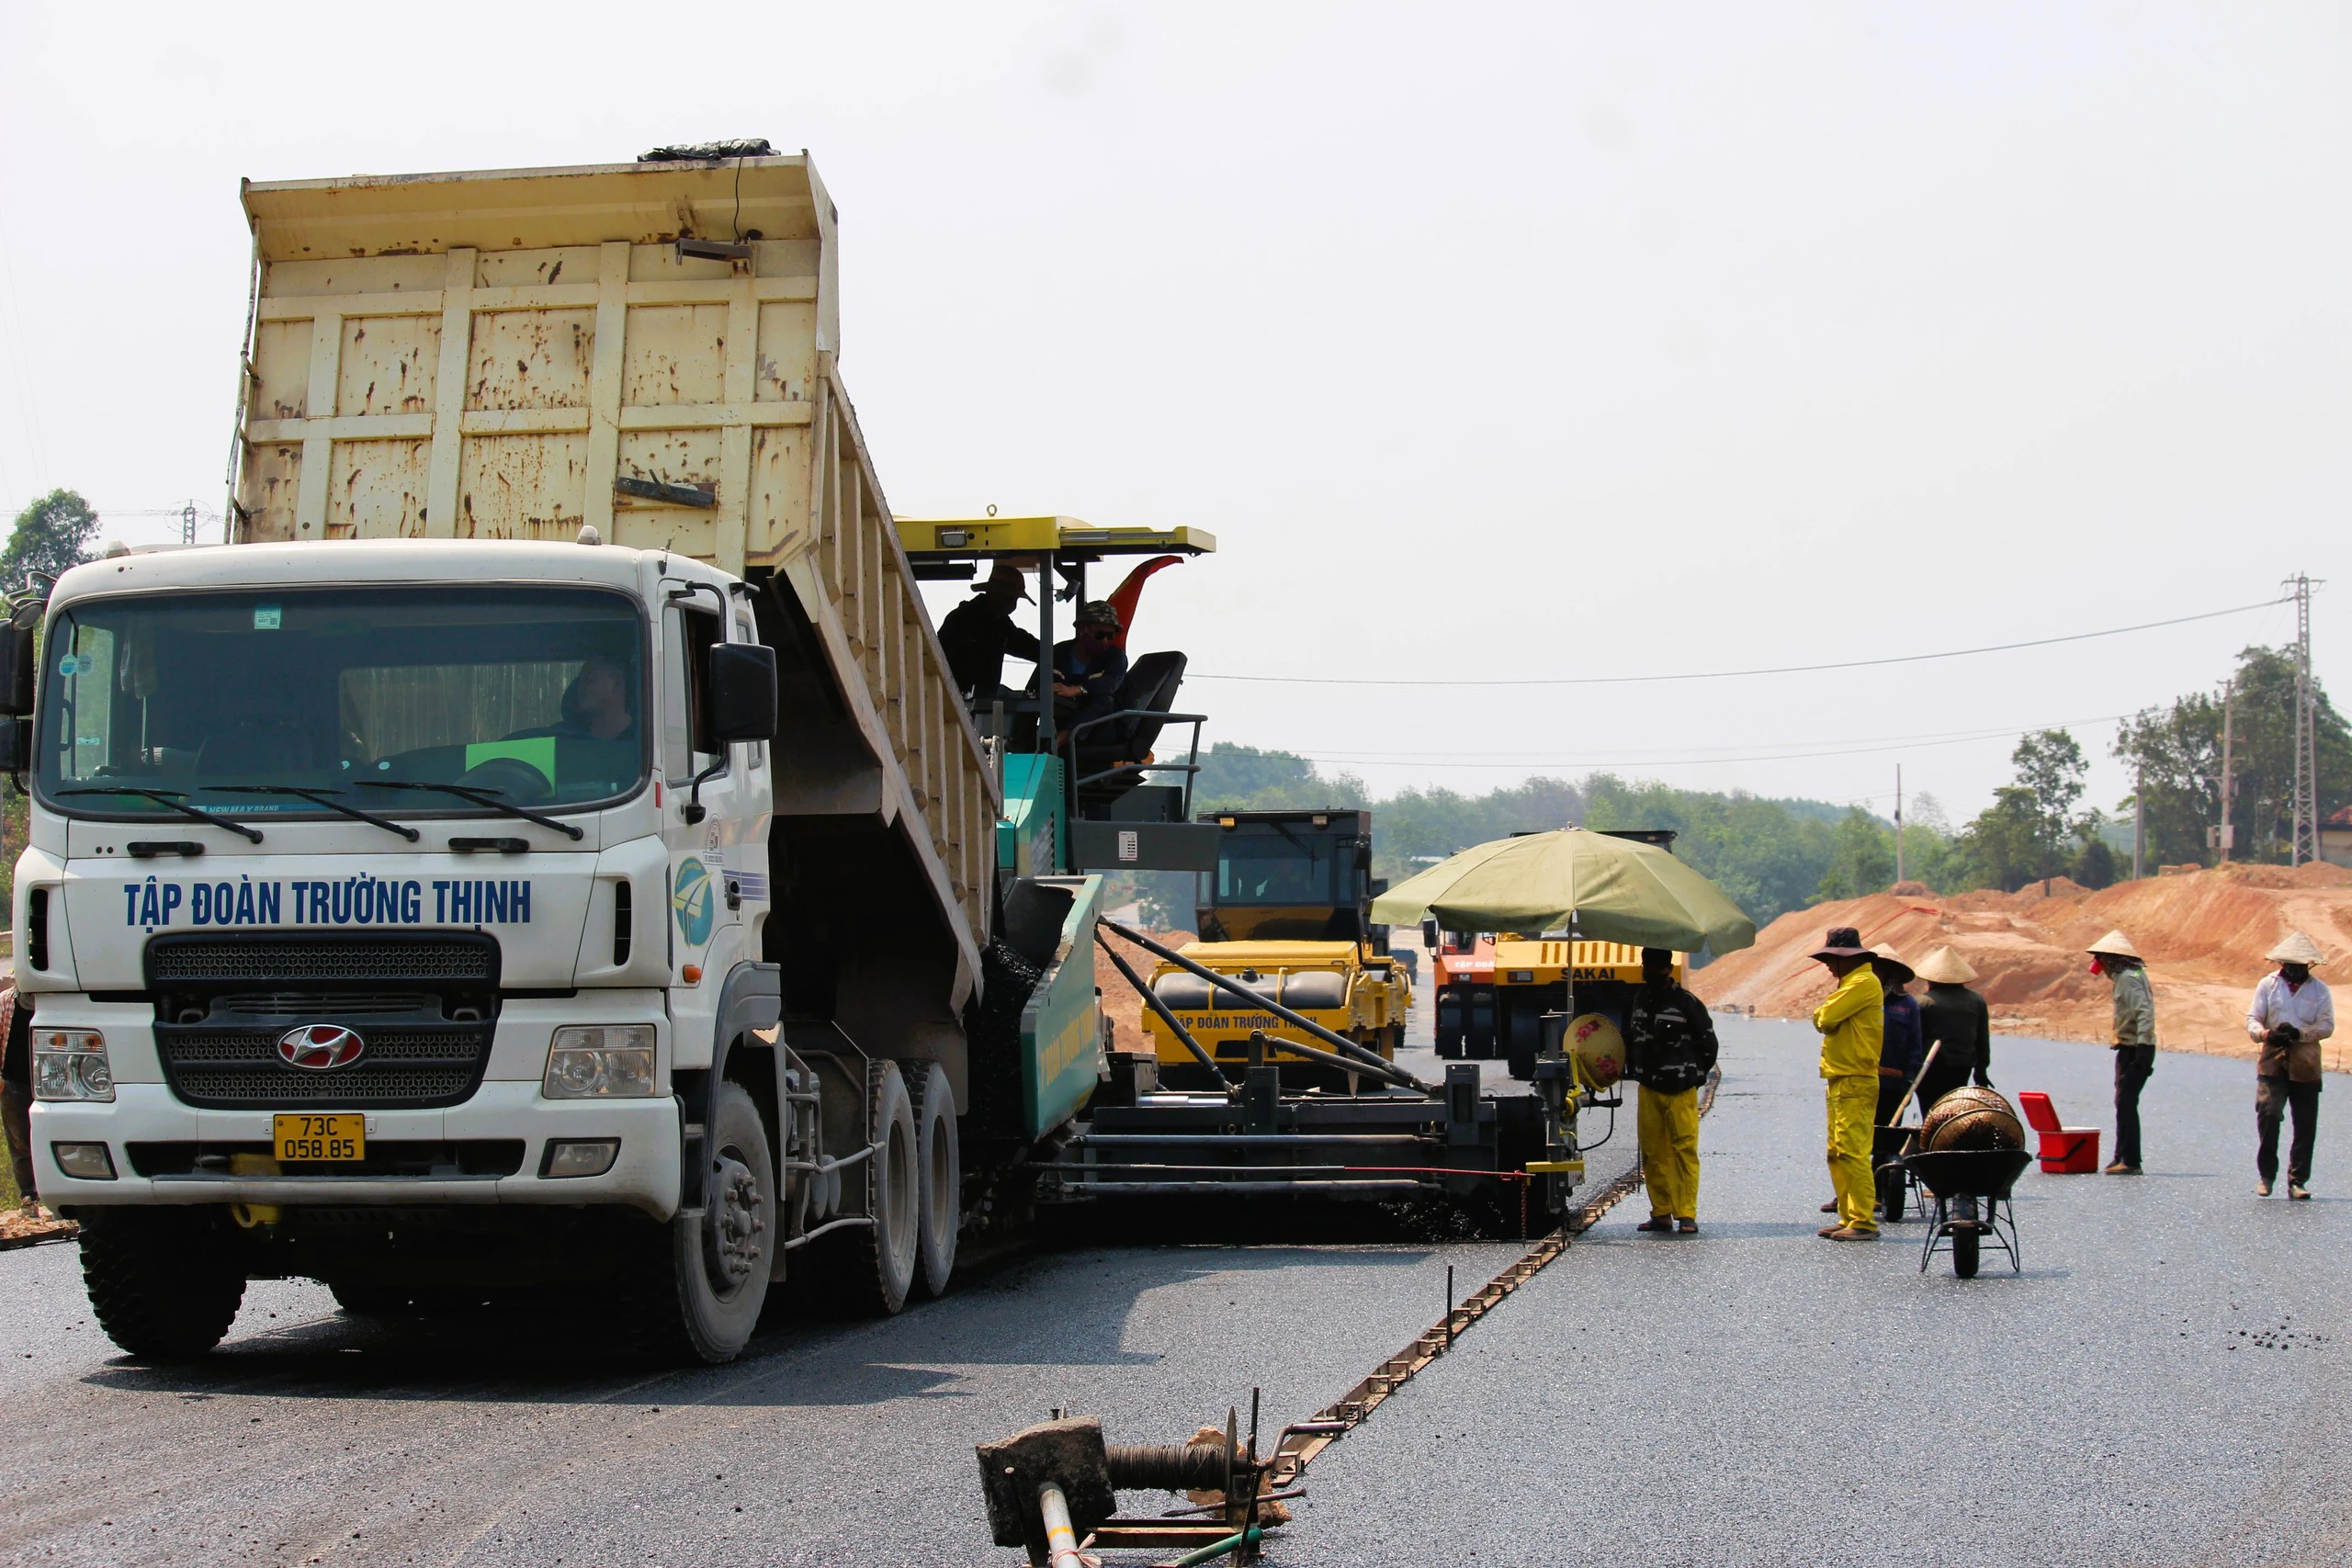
[1533,840,1577,1224]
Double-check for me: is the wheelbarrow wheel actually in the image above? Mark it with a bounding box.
[1878,1167,1906,1224]
[1952,1227,1980,1279]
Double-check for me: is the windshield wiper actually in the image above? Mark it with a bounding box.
[211,785,420,842]
[58,787,265,844]
[356,781,586,841]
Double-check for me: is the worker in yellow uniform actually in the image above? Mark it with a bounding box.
[1626,948,1719,1235]
[1810,926,1884,1240]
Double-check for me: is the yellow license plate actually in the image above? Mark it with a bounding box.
[273,1113,366,1162]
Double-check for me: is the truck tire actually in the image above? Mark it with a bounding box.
[810,1059,921,1315]
[627,1079,775,1363]
[908,1060,960,1300]
[81,1209,245,1360]
[329,1280,412,1316]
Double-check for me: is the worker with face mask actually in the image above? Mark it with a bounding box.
[2246,931,2334,1200]
[2090,931,2155,1175]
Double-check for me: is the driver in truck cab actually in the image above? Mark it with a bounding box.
[553,655,636,742]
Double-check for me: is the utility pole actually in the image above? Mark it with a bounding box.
[2288,572,2322,866]
[1894,764,1905,885]
[181,501,198,546]
[2211,678,2236,864]
[2132,761,2144,881]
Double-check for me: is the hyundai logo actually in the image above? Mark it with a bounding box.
[277,1023,366,1070]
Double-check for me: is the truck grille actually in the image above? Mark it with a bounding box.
[146,932,502,1110]
[147,934,495,986]
[153,1023,493,1109]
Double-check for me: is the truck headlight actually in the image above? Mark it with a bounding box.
[543,1025,657,1099]
[32,1030,114,1102]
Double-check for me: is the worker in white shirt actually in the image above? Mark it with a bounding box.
[2246,931,2335,1200]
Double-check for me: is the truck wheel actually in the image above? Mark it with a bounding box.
[848,1060,921,1314]
[628,1079,775,1363]
[329,1280,411,1316]
[803,1061,920,1316]
[81,1209,245,1360]
[908,1060,960,1299]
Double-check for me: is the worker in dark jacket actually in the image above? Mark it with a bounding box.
[1872,948,1924,1124]
[1051,600,1129,731]
[1626,948,1718,1235]
[936,564,1039,705]
[1914,944,1993,1112]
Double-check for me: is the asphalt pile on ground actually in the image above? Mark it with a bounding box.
[1693,863,2352,1066]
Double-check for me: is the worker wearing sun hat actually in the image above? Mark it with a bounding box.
[1914,945,1993,1113]
[2090,930,2155,1175]
[1809,926,1883,1239]
[2246,931,2334,1199]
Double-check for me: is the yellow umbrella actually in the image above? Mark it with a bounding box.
[1370,827,1757,955]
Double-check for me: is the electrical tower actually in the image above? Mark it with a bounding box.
[2288,572,2322,866]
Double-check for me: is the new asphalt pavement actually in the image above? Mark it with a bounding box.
[2,1015,2343,1566]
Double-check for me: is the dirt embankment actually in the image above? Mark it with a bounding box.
[1690,863,2352,1071]
[1093,930,1196,1054]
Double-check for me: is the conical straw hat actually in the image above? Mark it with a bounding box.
[1870,946,1917,987]
[2267,931,2326,967]
[2086,929,2141,960]
[1913,944,1979,985]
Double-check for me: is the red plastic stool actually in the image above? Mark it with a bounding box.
[2018,1090,2099,1173]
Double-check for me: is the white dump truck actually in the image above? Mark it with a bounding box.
[7,149,1110,1362]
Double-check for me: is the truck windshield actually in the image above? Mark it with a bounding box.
[38,586,648,822]
[1212,833,1340,906]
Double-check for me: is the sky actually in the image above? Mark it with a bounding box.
[1,3,2345,825]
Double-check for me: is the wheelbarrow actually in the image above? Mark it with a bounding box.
[1902,1146,2032,1279]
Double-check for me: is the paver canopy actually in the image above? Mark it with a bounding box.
[1370,827,1758,955]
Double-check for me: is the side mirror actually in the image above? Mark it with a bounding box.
[0,716,26,773]
[706,643,778,744]
[1420,917,1441,951]
[0,622,32,716]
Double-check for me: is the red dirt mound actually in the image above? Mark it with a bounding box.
[1093,930,1196,1054]
[1692,863,2352,1070]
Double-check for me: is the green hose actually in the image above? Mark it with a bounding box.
[1168,1523,1264,1566]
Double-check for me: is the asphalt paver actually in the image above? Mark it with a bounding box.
[1306,1017,2352,1567]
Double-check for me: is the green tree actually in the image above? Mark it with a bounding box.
[2010,728,2088,880]
[1,489,100,590]
[1815,807,1895,901]
[1949,786,2043,892]
[2113,644,2351,866]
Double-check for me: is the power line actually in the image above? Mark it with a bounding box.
[1261,713,2124,765]
[1190,595,2291,687]
[1271,715,2124,773]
